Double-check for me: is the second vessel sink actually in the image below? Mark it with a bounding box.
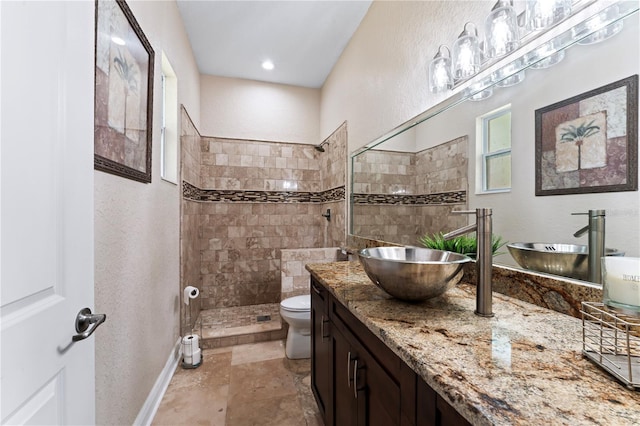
[507,242,624,281]
[358,247,472,301]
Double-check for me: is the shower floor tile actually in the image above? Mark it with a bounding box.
[193,303,286,348]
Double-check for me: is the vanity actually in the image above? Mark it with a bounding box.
[308,261,640,425]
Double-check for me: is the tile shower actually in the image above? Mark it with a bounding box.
[351,136,469,246]
[180,107,347,346]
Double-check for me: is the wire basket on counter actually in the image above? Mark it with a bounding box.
[581,301,640,390]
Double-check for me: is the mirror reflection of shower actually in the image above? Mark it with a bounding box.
[314,140,329,152]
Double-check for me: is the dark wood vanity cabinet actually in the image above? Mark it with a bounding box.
[311,278,331,421]
[310,277,471,426]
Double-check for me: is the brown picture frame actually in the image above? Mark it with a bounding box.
[94,0,154,183]
[535,74,638,196]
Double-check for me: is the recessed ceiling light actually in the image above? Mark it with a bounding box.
[261,60,274,71]
[111,36,126,46]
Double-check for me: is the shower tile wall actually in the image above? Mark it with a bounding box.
[200,138,322,192]
[198,138,325,309]
[320,122,347,247]
[415,136,469,237]
[280,247,343,300]
[352,149,415,195]
[180,114,348,311]
[352,150,418,244]
[199,201,324,308]
[415,136,468,195]
[180,108,203,332]
[352,136,468,245]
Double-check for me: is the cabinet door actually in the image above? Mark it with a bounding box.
[436,395,470,426]
[358,346,401,426]
[416,376,470,426]
[311,278,331,422]
[332,325,359,426]
[332,316,401,426]
[416,377,437,426]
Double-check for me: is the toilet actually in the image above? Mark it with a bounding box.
[280,294,311,359]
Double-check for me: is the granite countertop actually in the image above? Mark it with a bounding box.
[306,261,640,426]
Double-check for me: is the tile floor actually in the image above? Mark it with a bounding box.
[152,340,322,426]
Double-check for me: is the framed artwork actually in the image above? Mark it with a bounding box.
[535,74,638,196]
[94,0,154,183]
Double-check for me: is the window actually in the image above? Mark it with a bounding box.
[161,52,178,184]
[476,105,511,193]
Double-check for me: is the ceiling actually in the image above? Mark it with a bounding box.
[176,1,372,89]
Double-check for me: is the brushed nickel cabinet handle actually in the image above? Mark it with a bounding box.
[347,351,352,388]
[353,359,358,399]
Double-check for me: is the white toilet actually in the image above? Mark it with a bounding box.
[280,294,311,359]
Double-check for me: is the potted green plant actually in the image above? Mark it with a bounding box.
[418,232,506,258]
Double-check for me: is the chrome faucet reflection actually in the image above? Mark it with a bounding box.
[572,209,605,284]
[443,208,494,317]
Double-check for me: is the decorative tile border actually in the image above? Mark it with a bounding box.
[351,190,466,205]
[183,181,345,203]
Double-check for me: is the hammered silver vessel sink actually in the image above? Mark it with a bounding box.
[507,243,624,281]
[358,247,472,302]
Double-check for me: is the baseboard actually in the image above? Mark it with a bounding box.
[133,337,182,426]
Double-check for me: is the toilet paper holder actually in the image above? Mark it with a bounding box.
[182,285,202,369]
[183,285,200,305]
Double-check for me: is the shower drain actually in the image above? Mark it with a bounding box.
[256,315,271,322]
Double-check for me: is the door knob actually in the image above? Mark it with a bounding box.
[72,308,106,342]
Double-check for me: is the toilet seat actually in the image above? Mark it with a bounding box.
[280,295,311,312]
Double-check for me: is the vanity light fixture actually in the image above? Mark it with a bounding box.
[429,45,454,94]
[465,78,494,101]
[452,22,482,81]
[496,70,525,87]
[261,60,275,71]
[485,0,520,59]
[527,39,565,69]
[492,58,526,87]
[426,0,631,101]
[575,4,623,45]
[525,0,572,31]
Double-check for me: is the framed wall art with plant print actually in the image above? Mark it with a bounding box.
[94,0,154,183]
[535,74,638,196]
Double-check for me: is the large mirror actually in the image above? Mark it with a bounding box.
[351,2,639,282]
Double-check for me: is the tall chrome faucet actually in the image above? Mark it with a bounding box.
[572,209,605,284]
[443,208,493,317]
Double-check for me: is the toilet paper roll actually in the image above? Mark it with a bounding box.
[182,334,199,357]
[183,348,202,366]
[191,348,202,366]
[183,286,200,305]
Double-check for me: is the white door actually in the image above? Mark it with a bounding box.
[1,1,97,424]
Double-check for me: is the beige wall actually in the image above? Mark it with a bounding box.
[94,1,200,424]
[200,74,321,143]
[320,1,487,150]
